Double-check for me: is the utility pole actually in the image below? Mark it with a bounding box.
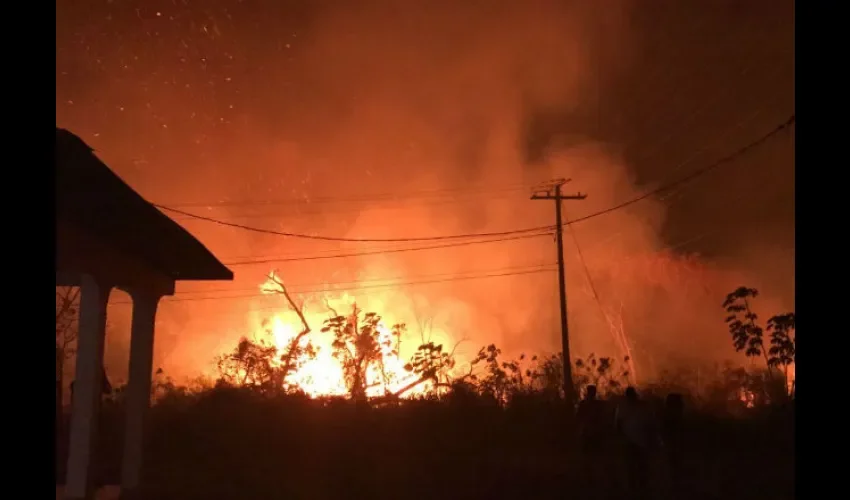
[531,179,586,410]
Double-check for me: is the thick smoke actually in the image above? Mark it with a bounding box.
[57,1,793,385]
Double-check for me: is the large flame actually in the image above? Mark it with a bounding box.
[253,272,444,398]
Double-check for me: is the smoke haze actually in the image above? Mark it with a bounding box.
[56,0,794,385]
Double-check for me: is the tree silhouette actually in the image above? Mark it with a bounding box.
[529,353,564,399]
[215,337,282,390]
[573,353,631,396]
[467,344,523,403]
[401,341,456,391]
[723,286,796,398]
[215,271,318,392]
[263,271,316,384]
[323,305,394,402]
[723,287,773,377]
[767,312,795,395]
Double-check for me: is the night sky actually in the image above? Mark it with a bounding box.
[57,0,795,376]
[56,0,794,256]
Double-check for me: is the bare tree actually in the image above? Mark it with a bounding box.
[56,287,80,408]
[263,271,315,387]
[215,271,317,392]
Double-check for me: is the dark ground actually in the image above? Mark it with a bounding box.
[57,389,794,500]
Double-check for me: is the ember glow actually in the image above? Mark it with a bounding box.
[253,271,449,398]
[59,1,793,388]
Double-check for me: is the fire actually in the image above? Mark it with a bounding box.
[252,272,442,398]
[738,388,756,409]
[265,315,347,396]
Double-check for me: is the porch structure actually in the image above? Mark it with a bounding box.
[56,128,233,499]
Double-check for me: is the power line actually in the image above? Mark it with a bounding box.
[155,203,556,242]
[163,201,779,299]
[167,80,789,227]
[585,9,784,185]
[166,66,780,226]
[223,232,553,266]
[558,114,795,229]
[165,78,787,226]
[549,98,793,260]
[160,7,774,215]
[166,190,532,223]
[109,265,557,305]
[172,197,776,298]
[151,113,793,249]
[626,37,790,172]
[162,183,535,209]
[111,110,795,306]
[656,75,794,207]
[165,262,557,296]
[165,88,790,227]
[122,208,782,299]
[566,223,639,385]
[182,98,793,265]
[135,192,793,306]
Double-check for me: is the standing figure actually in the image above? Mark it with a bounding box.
[615,387,660,500]
[576,385,611,498]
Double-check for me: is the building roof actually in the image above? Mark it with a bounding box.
[56,128,233,282]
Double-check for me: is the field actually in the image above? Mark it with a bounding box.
[56,386,794,500]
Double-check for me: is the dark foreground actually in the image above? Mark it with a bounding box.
[57,389,795,500]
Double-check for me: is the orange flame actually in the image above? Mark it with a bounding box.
[254,272,444,398]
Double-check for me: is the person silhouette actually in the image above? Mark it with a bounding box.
[615,387,659,500]
[576,385,610,498]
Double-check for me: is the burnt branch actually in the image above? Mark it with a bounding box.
[266,271,314,384]
[267,271,311,335]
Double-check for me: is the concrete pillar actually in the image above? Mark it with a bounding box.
[65,275,111,500]
[120,291,160,498]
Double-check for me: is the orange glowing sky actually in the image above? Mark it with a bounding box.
[56,0,794,386]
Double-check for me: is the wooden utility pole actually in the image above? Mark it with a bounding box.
[531,179,586,409]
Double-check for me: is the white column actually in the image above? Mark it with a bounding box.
[120,291,160,496]
[65,275,111,500]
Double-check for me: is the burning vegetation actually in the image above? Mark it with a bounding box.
[199,270,795,411]
[55,1,794,497]
[213,271,456,400]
